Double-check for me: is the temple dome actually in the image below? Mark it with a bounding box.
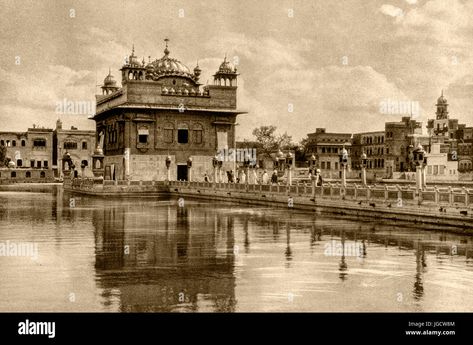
[146,39,196,81]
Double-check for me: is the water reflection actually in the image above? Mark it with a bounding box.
[413,243,426,301]
[0,186,473,312]
[93,203,236,312]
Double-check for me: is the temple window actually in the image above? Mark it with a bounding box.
[33,139,46,147]
[138,128,149,144]
[64,142,77,150]
[178,129,189,144]
[164,128,173,143]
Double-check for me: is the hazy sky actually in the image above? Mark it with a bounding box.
[1,0,473,141]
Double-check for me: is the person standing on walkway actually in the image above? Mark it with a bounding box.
[316,169,323,186]
[271,170,278,184]
[240,171,246,184]
[253,169,258,184]
[262,170,269,184]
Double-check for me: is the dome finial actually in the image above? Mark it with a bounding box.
[164,38,170,56]
[132,44,135,56]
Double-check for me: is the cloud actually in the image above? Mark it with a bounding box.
[0,65,96,131]
[384,0,473,125]
[380,4,404,18]
[405,0,417,4]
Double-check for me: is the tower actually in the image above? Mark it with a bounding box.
[436,90,449,120]
[120,45,146,83]
[213,55,238,87]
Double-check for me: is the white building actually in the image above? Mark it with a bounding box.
[425,143,458,181]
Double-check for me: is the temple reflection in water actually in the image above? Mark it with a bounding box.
[2,185,472,312]
[93,202,236,312]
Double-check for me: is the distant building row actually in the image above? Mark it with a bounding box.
[305,92,473,181]
[0,120,95,181]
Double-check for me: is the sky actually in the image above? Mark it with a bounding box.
[1,0,473,141]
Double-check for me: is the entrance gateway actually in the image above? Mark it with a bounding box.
[177,164,188,181]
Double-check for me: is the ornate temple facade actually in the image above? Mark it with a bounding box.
[92,39,245,181]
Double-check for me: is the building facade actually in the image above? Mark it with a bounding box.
[425,143,458,181]
[92,40,245,181]
[54,119,96,177]
[384,116,423,176]
[456,124,473,172]
[0,126,54,181]
[351,131,386,179]
[305,128,352,179]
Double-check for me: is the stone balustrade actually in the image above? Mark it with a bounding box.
[168,180,473,208]
[63,177,473,208]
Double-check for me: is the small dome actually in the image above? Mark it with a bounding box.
[126,45,140,67]
[218,56,235,74]
[437,91,447,104]
[104,69,117,86]
[94,145,103,155]
[194,62,201,79]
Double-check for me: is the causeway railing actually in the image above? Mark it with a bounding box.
[63,177,473,208]
[169,180,473,207]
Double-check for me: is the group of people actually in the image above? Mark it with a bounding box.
[202,168,323,185]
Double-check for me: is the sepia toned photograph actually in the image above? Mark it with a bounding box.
[0,0,471,339]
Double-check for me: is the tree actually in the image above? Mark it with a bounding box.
[252,126,293,158]
[296,136,310,162]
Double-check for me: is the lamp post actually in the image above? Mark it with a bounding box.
[165,155,171,181]
[361,152,367,186]
[212,156,218,185]
[422,156,427,189]
[309,154,318,200]
[413,143,426,191]
[218,159,223,183]
[309,154,317,171]
[339,146,349,188]
[276,149,284,173]
[80,162,86,178]
[187,156,193,182]
[285,152,293,186]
